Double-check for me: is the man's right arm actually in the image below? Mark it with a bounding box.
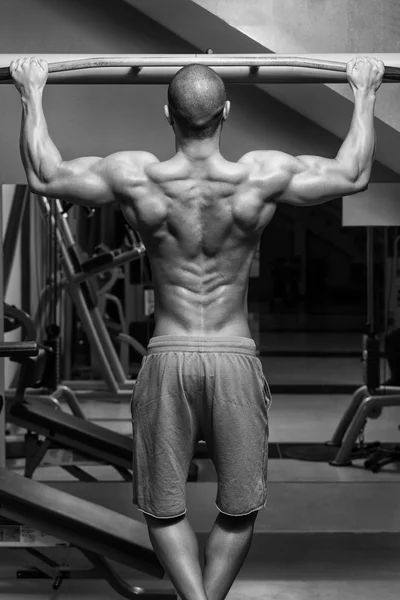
[10,57,158,208]
[244,57,384,207]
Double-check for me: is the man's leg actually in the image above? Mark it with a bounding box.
[202,510,258,600]
[144,513,208,600]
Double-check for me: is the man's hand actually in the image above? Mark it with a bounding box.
[347,56,384,95]
[10,57,48,98]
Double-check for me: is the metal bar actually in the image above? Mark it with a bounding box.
[383,228,389,336]
[90,307,128,385]
[60,380,133,392]
[73,246,146,285]
[367,227,375,331]
[24,548,61,579]
[0,189,4,469]
[332,393,400,465]
[0,53,399,84]
[3,185,28,296]
[0,341,38,358]
[328,385,368,446]
[53,385,86,420]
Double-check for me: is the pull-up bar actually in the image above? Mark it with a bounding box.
[0,53,399,84]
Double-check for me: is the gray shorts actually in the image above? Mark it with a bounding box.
[131,335,272,519]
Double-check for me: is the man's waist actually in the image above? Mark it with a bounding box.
[147,335,256,355]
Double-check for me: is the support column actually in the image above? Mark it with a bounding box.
[0,187,5,468]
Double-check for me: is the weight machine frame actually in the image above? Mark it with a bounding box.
[37,195,148,399]
[328,228,400,466]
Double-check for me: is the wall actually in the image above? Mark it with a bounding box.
[193,0,400,54]
[193,0,400,131]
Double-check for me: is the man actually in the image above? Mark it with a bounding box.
[11,55,383,600]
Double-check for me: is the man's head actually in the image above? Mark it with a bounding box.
[165,64,230,140]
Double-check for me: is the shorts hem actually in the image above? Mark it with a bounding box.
[215,501,267,516]
[137,506,187,519]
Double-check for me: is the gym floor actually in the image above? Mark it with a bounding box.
[3,331,400,599]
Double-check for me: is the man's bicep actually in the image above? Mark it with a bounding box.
[277,155,365,206]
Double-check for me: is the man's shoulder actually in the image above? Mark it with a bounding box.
[109,151,160,169]
[238,150,293,169]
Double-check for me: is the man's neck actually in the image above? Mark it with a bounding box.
[175,135,221,161]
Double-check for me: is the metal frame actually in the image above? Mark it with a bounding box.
[327,225,400,465]
[0,192,3,468]
[0,53,400,84]
[1,190,145,400]
[35,195,146,398]
[328,384,400,465]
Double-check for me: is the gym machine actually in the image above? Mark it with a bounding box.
[285,185,400,470]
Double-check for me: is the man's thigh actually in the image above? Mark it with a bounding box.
[202,353,271,516]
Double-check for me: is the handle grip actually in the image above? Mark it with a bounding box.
[0,341,38,358]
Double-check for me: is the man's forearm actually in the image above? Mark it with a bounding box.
[20,90,62,191]
[335,90,376,185]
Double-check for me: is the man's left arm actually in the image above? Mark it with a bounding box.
[11,57,141,206]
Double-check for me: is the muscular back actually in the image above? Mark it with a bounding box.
[120,152,276,337]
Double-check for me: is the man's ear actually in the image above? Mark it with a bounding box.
[164,104,173,126]
[222,100,231,121]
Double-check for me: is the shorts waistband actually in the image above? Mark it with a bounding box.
[147,335,257,356]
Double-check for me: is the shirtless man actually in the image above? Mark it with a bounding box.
[11,56,383,600]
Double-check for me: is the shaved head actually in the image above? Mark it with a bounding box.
[167,64,227,139]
